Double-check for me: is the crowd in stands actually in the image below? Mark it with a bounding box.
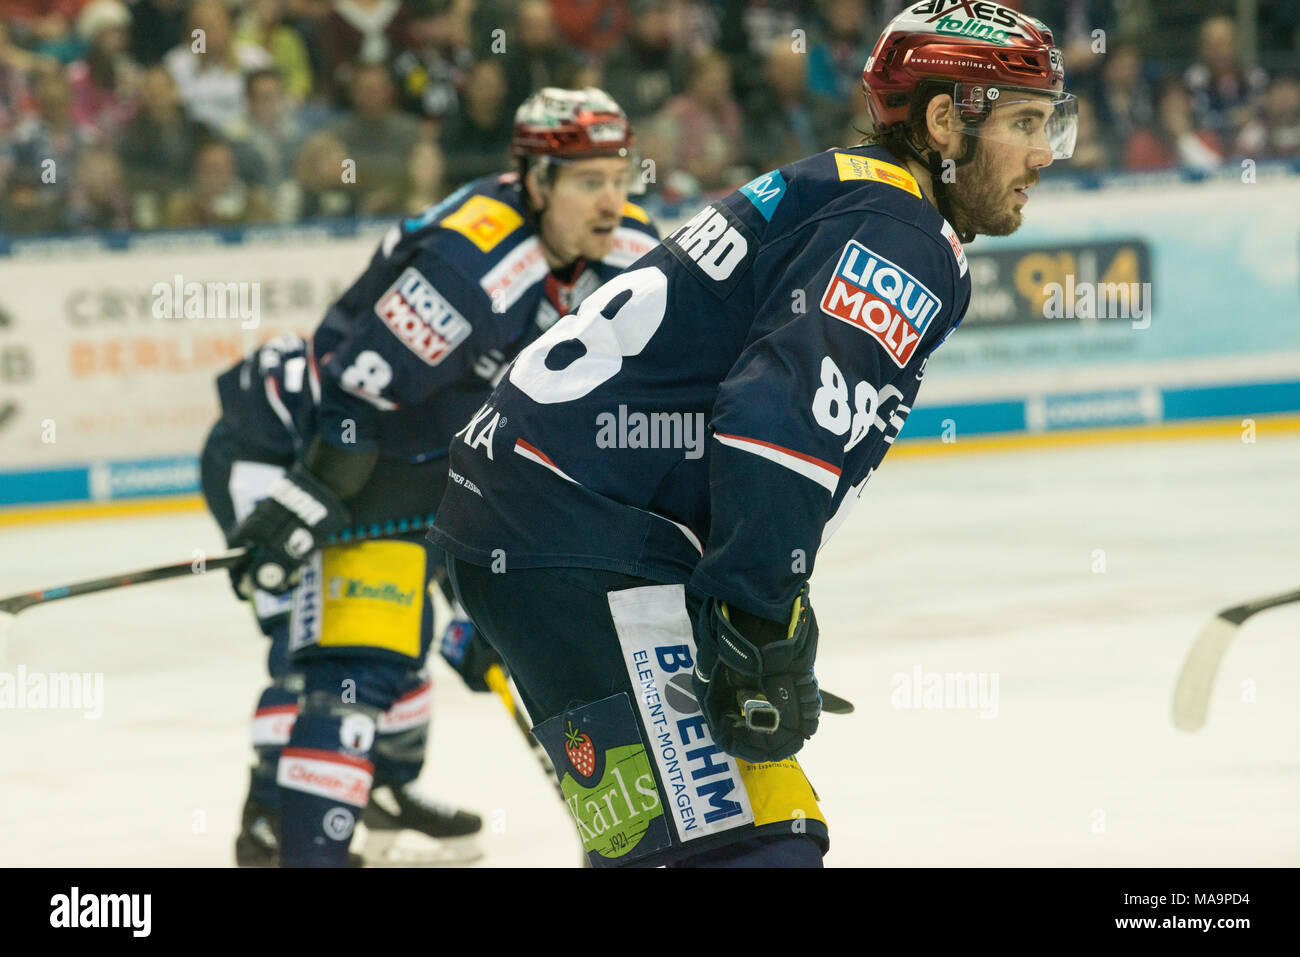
[0,0,1297,235]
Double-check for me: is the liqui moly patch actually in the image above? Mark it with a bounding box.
[820,241,941,368]
[375,267,471,365]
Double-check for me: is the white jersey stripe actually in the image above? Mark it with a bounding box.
[514,438,577,484]
[714,432,840,494]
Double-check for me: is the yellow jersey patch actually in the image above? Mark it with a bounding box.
[314,541,426,658]
[441,194,524,252]
[621,201,651,224]
[736,757,827,829]
[835,153,921,198]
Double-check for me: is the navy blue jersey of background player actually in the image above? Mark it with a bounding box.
[431,146,972,621]
[213,171,658,525]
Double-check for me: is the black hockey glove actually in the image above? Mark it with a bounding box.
[438,608,503,693]
[229,464,351,597]
[691,583,821,763]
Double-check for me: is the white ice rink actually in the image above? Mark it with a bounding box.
[3,430,1298,867]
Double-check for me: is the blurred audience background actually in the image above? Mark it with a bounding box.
[0,0,1296,234]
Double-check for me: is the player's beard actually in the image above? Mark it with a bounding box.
[947,143,1035,238]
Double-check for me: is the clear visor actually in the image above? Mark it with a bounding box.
[539,149,646,195]
[953,84,1078,161]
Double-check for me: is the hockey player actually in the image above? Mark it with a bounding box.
[200,334,483,867]
[429,1,1076,868]
[207,87,659,867]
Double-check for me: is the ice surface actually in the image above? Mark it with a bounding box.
[2,433,1297,866]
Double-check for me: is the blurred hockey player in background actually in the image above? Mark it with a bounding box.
[201,87,658,866]
[430,1,1075,867]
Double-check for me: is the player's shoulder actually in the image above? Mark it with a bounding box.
[755,147,931,235]
[378,172,531,273]
[749,146,968,285]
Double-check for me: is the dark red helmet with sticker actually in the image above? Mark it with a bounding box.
[862,0,1074,157]
[510,86,633,161]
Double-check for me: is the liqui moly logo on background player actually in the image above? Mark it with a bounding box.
[375,267,472,365]
[820,241,941,368]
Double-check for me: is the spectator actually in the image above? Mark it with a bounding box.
[438,57,512,185]
[550,0,628,59]
[329,61,424,214]
[119,65,206,198]
[393,0,474,125]
[1184,15,1267,146]
[501,0,582,117]
[289,128,360,219]
[0,1,89,37]
[806,0,873,103]
[1234,75,1300,160]
[164,139,274,226]
[64,142,130,229]
[0,21,38,137]
[602,0,688,123]
[643,49,745,195]
[318,0,410,105]
[128,0,187,65]
[743,38,848,171]
[2,66,97,234]
[163,0,273,137]
[238,0,315,102]
[67,0,139,142]
[715,0,815,103]
[279,0,333,82]
[402,138,446,213]
[1125,79,1223,172]
[666,0,721,57]
[1091,40,1157,160]
[19,2,84,63]
[225,68,307,212]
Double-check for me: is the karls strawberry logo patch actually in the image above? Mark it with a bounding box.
[820,241,941,368]
[564,722,597,778]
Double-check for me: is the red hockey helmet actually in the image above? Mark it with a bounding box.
[863,0,1076,159]
[511,86,634,161]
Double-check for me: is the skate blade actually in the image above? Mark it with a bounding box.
[355,822,484,867]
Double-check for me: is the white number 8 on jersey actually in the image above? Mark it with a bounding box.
[510,267,668,404]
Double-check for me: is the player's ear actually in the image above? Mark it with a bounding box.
[924,94,960,157]
[524,167,548,211]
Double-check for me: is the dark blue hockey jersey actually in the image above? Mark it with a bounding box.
[212,173,659,516]
[215,333,320,460]
[429,147,972,620]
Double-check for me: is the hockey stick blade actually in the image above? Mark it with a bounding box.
[1172,587,1300,732]
[820,688,854,714]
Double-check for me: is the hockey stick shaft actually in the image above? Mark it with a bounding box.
[483,663,591,866]
[484,663,556,781]
[0,514,444,617]
[1172,587,1300,732]
[0,549,247,616]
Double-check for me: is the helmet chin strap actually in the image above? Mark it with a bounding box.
[908,131,979,245]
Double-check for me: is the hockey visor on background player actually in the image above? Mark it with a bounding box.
[511,86,643,193]
[862,1,1078,163]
